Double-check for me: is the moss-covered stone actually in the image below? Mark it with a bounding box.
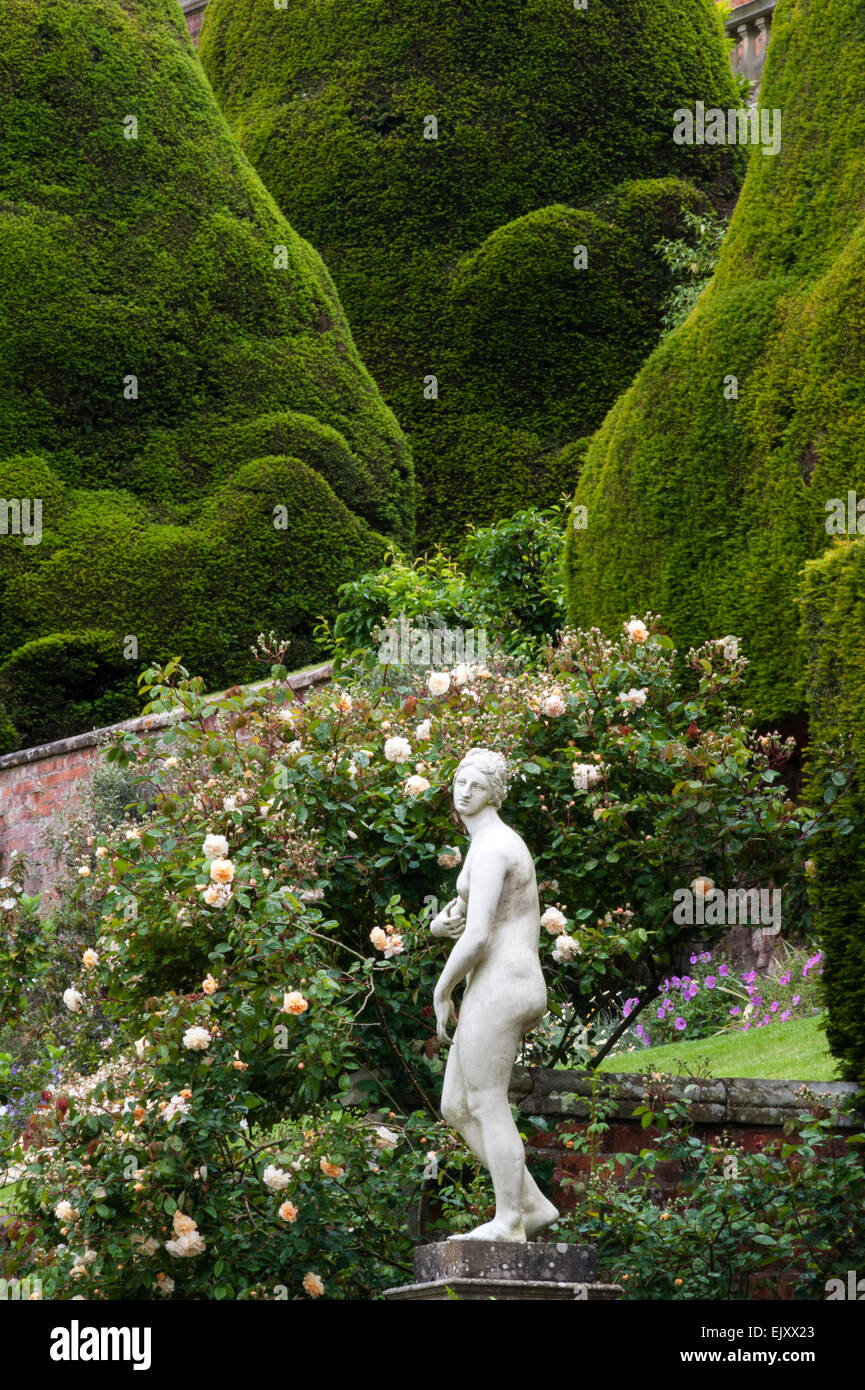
[565,0,865,724]
[0,0,410,742]
[200,0,741,538]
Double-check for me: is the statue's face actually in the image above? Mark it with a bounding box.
[453,765,492,815]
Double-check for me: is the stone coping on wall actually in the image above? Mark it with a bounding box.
[0,663,333,773]
[510,1066,860,1129]
[725,0,776,24]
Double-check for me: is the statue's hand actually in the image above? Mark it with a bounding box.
[430,898,467,939]
[434,993,458,1044]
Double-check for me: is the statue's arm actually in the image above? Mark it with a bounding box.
[433,854,506,1006]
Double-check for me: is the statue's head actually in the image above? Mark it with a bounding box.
[453,747,509,814]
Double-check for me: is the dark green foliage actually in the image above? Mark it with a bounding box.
[0,0,411,745]
[799,541,865,1084]
[2,464,387,745]
[0,701,18,755]
[566,0,865,724]
[0,631,140,747]
[196,455,389,675]
[423,181,709,539]
[200,0,741,538]
[334,503,567,662]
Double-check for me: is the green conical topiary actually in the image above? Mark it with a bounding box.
[565,0,865,724]
[200,0,741,539]
[0,0,410,743]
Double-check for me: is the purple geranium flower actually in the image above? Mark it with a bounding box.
[770,1001,779,1013]
[781,1010,791,1022]
[689,954,698,965]
[674,1017,687,1032]
[705,976,716,990]
[657,1006,665,1021]
[730,1006,741,1017]
[719,964,729,977]
[792,993,800,1006]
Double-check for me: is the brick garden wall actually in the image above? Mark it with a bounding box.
[513,1067,859,1198]
[510,1067,860,1296]
[0,665,332,896]
[181,1,207,46]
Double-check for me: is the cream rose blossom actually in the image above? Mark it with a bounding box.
[540,907,567,936]
[263,1165,291,1192]
[552,934,582,963]
[542,690,566,718]
[404,774,431,796]
[384,736,412,763]
[572,762,602,790]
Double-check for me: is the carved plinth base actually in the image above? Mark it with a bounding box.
[383,1240,623,1302]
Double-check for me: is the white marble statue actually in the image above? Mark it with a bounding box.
[430,747,559,1242]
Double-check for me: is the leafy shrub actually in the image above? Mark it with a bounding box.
[0,0,411,747]
[333,505,567,662]
[1,613,836,1297]
[557,1076,865,1299]
[654,209,728,333]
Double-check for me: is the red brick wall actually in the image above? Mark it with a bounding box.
[184,9,204,46]
[0,745,100,893]
[0,666,332,896]
[512,1068,859,1298]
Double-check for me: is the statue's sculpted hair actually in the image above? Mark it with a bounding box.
[455,747,509,809]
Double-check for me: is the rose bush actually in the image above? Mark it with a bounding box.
[2,617,831,1296]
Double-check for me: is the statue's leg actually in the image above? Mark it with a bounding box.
[440,1032,489,1167]
[448,1006,527,1242]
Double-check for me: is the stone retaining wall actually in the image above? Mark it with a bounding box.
[0,665,332,895]
[512,1066,860,1201]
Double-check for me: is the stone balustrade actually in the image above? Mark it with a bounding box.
[725,0,777,93]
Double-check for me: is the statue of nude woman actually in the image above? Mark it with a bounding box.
[430,747,559,1242]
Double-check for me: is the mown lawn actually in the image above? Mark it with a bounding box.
[597,1013,841,1081]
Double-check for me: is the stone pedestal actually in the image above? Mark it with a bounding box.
[383,1241,623,1301]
